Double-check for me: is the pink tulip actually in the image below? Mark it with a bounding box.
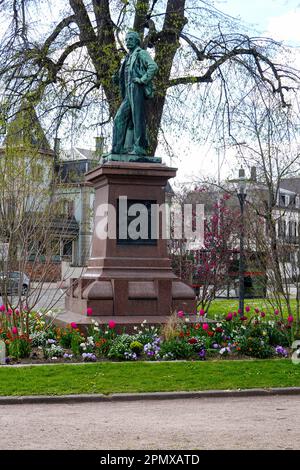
[255,308,260,314]
[70,322,77,329]
[287,315,294,323]
[108,320,116,329]
[202,323,209,331]
[274,309,279,316]
[238,309,241,314]
[86,307,93,316]
[0,305,5,312]
[177,310,184,318]
[7,308,12,316]
[233,311,237,317]
[12,326,18,335]
[199,309,205,316]
[225,312,233,321]
[245,306,250,313]
[15,309,19,316]
[260,311,266,318]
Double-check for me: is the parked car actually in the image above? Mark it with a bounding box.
[0,271,30,296]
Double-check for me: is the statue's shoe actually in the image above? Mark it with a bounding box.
[128,148,147,156]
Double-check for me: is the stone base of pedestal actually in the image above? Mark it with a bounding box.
[63,160,197,325]
[65,277,196,318]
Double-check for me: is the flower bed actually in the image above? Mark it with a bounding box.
[0,305,299,364]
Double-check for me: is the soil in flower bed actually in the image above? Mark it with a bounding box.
[4,348,291,365]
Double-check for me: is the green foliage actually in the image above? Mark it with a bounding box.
[29,328,56,347]
[134,326,160,345]
[58,328,74,349]
[266,324,290,347]
[238,336,274,359]
[8,337,31,359]
[70,331,83,357]
[130,340,143,354]
[43,343,64,359]
[94,338,112,357]
[107,334,132,360]
[159,338,194,360]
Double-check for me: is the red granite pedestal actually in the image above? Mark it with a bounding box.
[63,161,196,329]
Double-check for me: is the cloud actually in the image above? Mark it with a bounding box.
[266,8,300,44]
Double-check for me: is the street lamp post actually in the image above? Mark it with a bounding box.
[237,168,247,316]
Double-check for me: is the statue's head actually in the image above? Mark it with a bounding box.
[125,31,141,51]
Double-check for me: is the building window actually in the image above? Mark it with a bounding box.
[288,220,297,242]
[62,240,73,259]
[67,201,75,217]
[31,163,43,181]
[278,218,286,238]
[280,194,289,207]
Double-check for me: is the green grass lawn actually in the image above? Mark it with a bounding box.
[206,298,298,318]
[0,360,299,396]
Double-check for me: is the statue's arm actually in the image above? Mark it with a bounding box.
[138,51,158,85]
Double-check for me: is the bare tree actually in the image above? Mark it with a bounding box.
[0,104,80,338]
[230,89,300,320]
[0,0,299,153]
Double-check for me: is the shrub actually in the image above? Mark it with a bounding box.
[30,330,55,347]
[135,327,160,345]
[43,343,64,359]
[159,338,194,360]
[266,325,290,347]
[8,336,31,359]
[95,338,111,357]
[130,341,143,355]
[58,328,74,349]
[108,334,132,360]
[238,336,274,359]
[71,331,83,356]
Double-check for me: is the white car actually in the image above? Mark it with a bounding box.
[0,271,30,296]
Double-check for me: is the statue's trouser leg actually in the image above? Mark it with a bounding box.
[129,84,148,154]
[112,98,132,153]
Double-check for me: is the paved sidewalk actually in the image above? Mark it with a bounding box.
[0,395,299,450]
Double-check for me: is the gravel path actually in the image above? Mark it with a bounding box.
[0,395,299,450]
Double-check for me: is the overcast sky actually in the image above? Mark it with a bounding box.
[1,0,299,184]
[172,0,300,184]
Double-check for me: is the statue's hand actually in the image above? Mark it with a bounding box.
[133,78,143,84]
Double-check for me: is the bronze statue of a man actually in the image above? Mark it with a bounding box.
[111,31,158,156]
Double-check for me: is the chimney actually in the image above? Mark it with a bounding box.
[95,136,104,158]
[250,166,257,182]
[54,137,61,157]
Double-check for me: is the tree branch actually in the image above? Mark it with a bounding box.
[43,15,76,52]
[168,75,213,87]
[133,0,150,35]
